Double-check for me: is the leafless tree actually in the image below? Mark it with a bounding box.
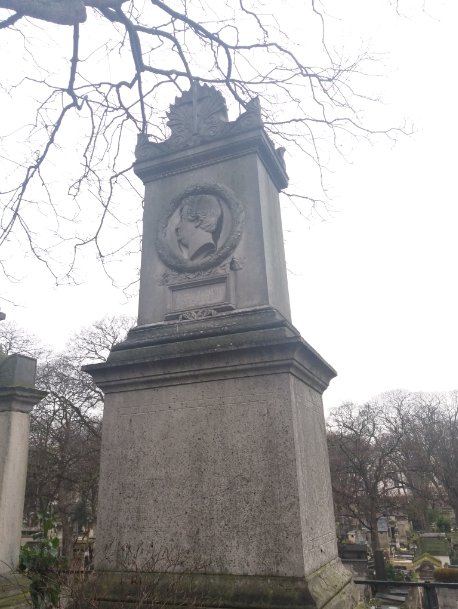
[0,318,47,358]
[69,314,135,364]
[328,390,458,549]
[23,314,133,559]
[401,391,458,526]
[26,357,102,559]
[380,390,441,531]
[327,398,408,551]
[0,0,402,283]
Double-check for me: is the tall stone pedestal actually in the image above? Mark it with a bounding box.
[0,354,46,573]
[86,309,355,608]
[85,85,356,608]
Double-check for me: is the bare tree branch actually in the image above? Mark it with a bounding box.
[0,10,21,27]
[0,0,405,281]
[0,0,87,25]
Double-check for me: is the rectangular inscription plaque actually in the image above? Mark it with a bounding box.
[168,275,230,314]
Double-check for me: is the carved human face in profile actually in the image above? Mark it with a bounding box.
[175,194,223,261]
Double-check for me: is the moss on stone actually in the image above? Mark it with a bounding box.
[77,568,358,609]
[80,571,316,609]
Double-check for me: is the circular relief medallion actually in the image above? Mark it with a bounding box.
[156,183,245,272]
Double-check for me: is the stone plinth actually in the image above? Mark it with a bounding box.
[85,308,356,608]
[0,355,46,573]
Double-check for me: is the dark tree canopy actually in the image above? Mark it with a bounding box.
[0,0,400,283]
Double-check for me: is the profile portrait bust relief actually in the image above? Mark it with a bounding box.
[156,183,244,273]
[176,194,223,261]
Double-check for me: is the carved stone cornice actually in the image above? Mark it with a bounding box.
[134,85,288,191]
[83,307,336,395]
[135,126,288,190]
[0,386,47,413]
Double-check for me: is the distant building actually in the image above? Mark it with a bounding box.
[338,514,412,551]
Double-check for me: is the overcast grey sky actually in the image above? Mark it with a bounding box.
[2,1,457,413]
[285,0,458,409]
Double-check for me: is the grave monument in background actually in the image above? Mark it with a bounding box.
[85,85,356,609]
[0,311,46,609]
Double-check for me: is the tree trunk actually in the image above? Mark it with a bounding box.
[59,508,73,563]
[58,484,74,563]
[369,509,380,553]
[410,492,429,532]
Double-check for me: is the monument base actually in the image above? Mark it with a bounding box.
[85,307,356,609]
[80,558,356,609]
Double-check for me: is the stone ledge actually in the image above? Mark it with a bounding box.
[116,307,293,350]
[83,308,336,395]
[0,387,47,413]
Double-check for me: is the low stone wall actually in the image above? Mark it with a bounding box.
[341,559,368,579]
[436,586,458,609]
[341,560,368,604]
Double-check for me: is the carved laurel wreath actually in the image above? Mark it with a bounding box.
[156,183,245,273]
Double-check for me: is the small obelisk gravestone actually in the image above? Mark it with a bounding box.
[85,85,356,609]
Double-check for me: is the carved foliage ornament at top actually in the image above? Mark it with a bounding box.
[167,85,229,145]
[135,84,263,161]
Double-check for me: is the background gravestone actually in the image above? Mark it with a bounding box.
[0,313,46,574]
[85,85,356,609]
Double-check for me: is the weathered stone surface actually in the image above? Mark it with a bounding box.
[85,310,356,607]
[89,319,335,577]
[78,567,355,609]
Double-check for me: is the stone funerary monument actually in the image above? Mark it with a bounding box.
[86,85,355,609]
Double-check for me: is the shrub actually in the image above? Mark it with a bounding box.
[434,568,458,582]
[18,513,65,609]
[435,516,452,533]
